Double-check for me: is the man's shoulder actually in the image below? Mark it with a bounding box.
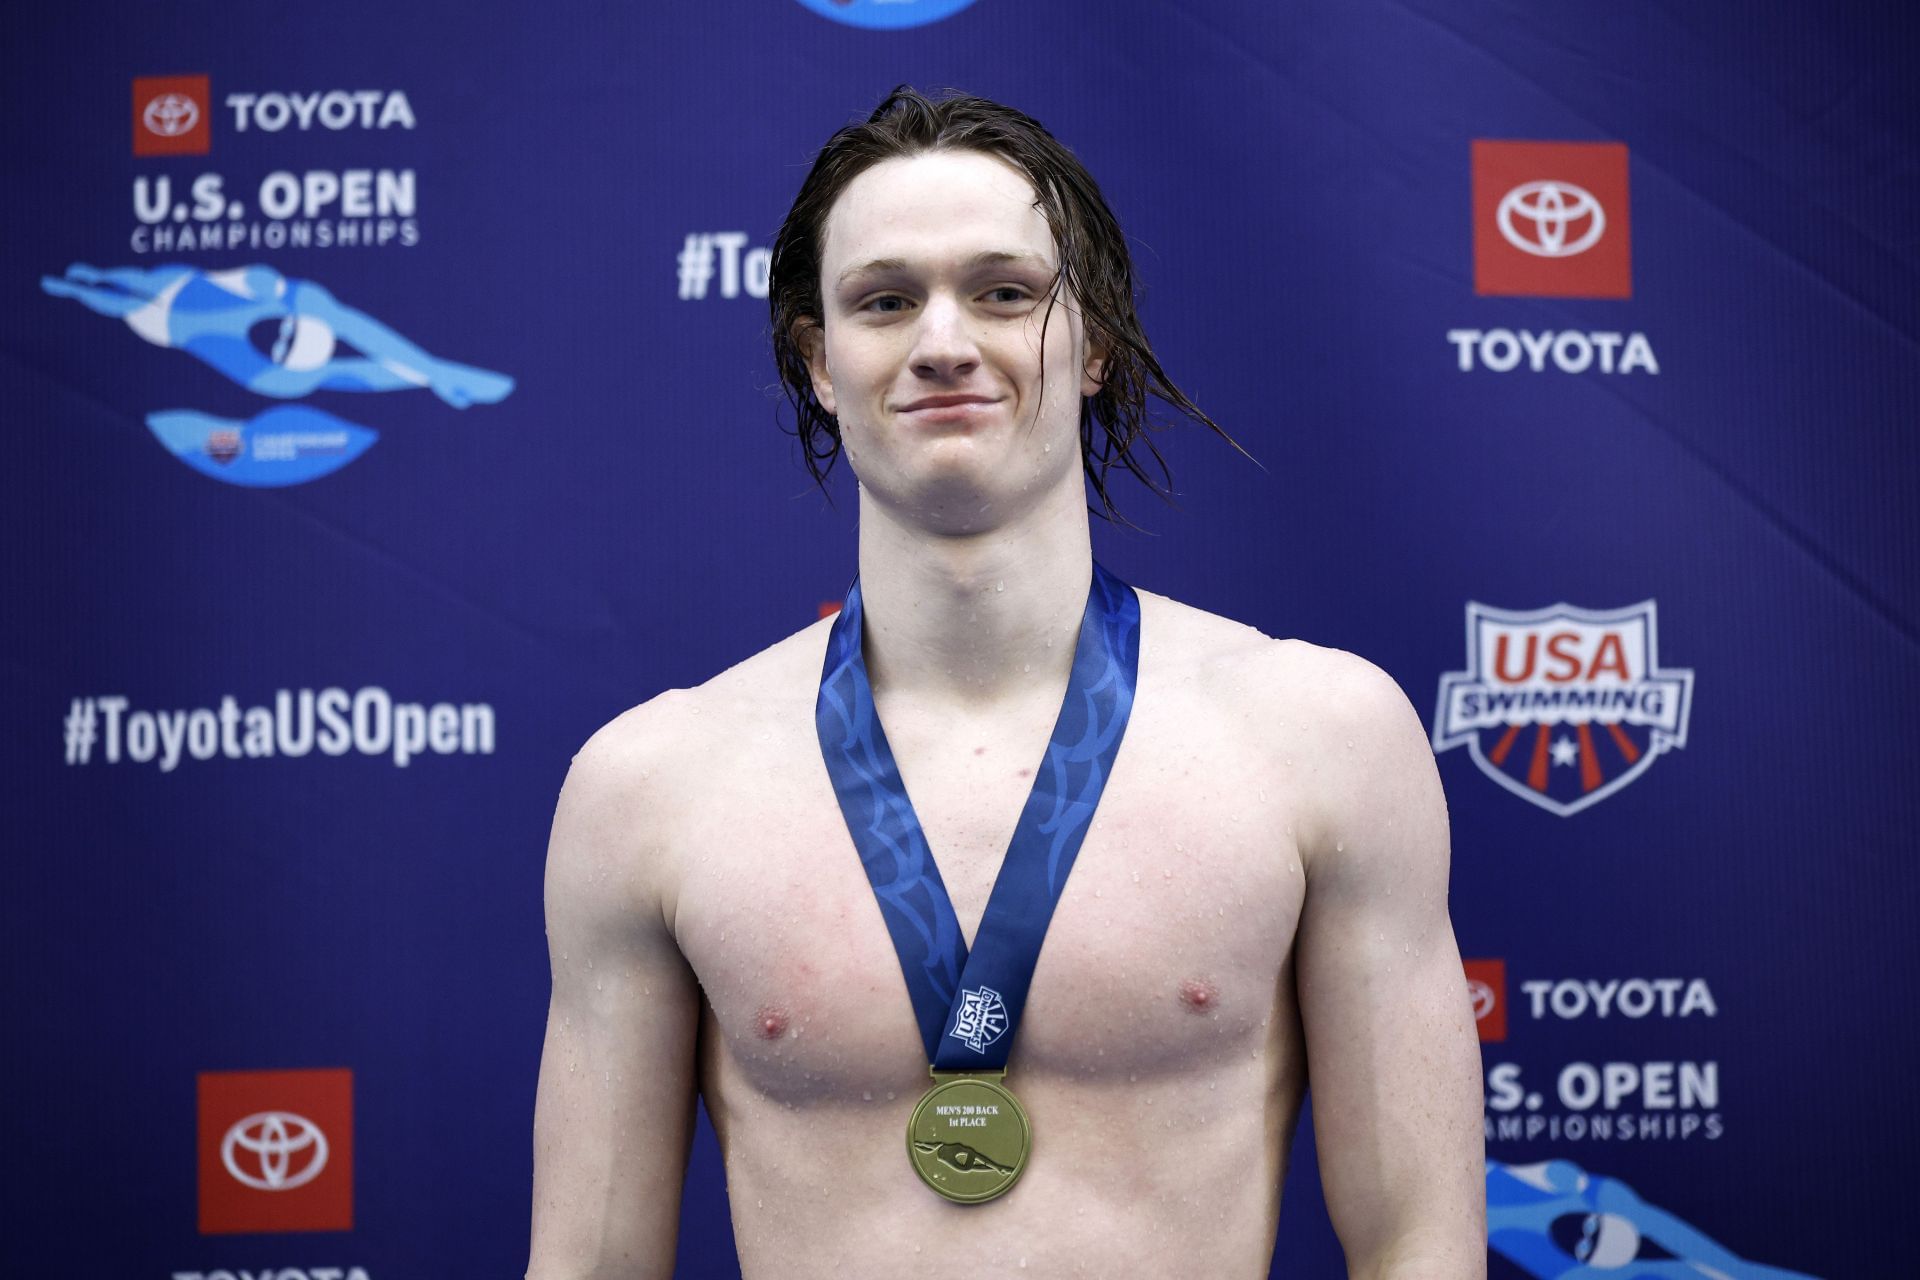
[1142,591,1440,864]
[1139,590,1429,815]
[566,615,833,804]
[1139,588,1403,717]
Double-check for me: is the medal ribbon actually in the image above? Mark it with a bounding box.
[815,563,1140,1071]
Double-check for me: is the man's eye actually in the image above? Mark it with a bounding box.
[864,295,909,313]
[984,286,1029,304]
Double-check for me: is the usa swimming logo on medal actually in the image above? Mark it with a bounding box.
[950,987,1009,1054]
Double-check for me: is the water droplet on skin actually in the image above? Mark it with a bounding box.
[1216,906,1224,916]
[1162,868,1172,879]
[886,1091,896,1101]
[1131,871,1140,883]
[1336,841,1345,853]
[757,1198,764,1209]
[995,581,1005,592]
[1023,663,1031,672]
[863,1089,872,1101]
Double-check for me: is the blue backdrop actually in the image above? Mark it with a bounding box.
[6,1,1915,1276]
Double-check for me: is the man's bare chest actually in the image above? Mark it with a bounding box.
[665,682,1308,1104]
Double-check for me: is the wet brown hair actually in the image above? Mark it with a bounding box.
[769,85,1241,522]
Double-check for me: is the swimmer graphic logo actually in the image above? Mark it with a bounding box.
[949,987,1009,1054]
[198,1068,353,1234]
[134,75,211,156]
[1473,141,1631,298]
[1487,1160,1817,1278]
[39,263,513,486]
[1433,602,1693,817]
[793,0,978,29]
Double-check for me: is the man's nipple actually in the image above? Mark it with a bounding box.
[1178,978,1220,1013]
[755,1004,790,1040]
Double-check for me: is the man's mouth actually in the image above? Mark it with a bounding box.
[897,394,1001,415]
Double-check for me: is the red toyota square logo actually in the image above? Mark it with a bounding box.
[1463,959,1507,1042]
[1472,140,1630,298]
[197,1068,353,1234]
[133,75,211,156]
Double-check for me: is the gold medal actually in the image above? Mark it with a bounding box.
[906,1071,1031,1204]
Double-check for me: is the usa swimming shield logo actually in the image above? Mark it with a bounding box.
[1433,602,1693,816]
[949,986,1008,1054]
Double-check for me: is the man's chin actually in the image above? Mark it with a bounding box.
[865,469,1064,538]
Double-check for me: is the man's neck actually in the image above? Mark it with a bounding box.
[854,481,1092,709]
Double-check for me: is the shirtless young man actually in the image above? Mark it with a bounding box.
[526,89,1484,1279]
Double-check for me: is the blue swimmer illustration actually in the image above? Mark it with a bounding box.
[41,262,512,485]
[1488,1159,1818,1279]
[40,263,513,407]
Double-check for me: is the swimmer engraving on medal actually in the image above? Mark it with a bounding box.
[912,1140,1016,1176]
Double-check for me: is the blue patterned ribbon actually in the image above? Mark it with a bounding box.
[815,563,1140,1071]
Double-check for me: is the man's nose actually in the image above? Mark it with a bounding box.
[908,294,980,380]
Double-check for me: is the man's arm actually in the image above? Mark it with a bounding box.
[1290,650,1485,1279]
[526,700,703,1280]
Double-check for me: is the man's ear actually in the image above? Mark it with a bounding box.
[797,319,836,416]
[1081,330,1109,398]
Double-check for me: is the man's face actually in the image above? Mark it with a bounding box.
[805,149,1102,532]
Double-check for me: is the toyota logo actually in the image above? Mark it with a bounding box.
[142,92,200,138]
[1496,180,1606,258]
[1467,979,1496,1022]
[221,1110,329,1191]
